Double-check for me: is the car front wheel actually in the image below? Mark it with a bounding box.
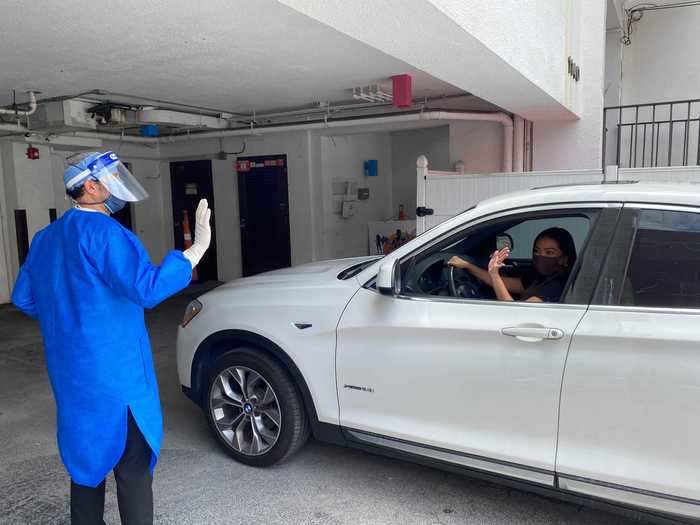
[206,348,309,466]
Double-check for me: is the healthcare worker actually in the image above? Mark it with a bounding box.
[11,151,211,525]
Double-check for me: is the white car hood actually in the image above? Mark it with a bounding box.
[216,256,381,290]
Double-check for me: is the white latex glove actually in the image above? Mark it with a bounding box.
[183,199,212,268]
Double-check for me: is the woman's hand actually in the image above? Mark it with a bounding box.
[488,247,510,276]
[448,256,469,269]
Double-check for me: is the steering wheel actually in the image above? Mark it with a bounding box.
[448,264,484,299]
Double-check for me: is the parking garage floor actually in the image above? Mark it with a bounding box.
[0,287,638,525]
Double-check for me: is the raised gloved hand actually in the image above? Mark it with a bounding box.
[183,199,212,268]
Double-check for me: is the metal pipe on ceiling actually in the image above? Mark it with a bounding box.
[0,91,37,116]
[252,93,472,120]
[39,109,513,171]
[27,89,246,119]
[0,122,27,133]
[27,89,474,124]
[163,109,514,172]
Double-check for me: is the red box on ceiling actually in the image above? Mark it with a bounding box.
[392,74,412,108]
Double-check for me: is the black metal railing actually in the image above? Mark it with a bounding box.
[602,99,700,169]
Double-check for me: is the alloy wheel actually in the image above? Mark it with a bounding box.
[209,366,282,455]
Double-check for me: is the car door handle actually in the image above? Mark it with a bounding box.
[501,326,564,342]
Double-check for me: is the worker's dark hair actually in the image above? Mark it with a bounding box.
[535,227,577,267]
[66,184,85,200]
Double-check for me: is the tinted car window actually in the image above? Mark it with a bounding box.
[621,209,700,308]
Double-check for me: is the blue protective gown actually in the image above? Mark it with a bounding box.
[11,208,192,487]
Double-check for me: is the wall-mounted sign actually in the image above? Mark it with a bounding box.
[567,56,581,82]
[236,158,286,172]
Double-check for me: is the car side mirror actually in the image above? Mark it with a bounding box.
[377,259,401,296]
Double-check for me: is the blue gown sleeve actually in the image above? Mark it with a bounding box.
[12,264,39,319]
[89,222,193,309]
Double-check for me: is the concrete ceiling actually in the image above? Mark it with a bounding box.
[0,0,464,113]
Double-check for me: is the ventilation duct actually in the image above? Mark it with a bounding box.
[29,100,97,132]
[134,109,229,129]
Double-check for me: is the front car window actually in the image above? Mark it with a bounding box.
[399,209,601,304]
[594,208,700,309]
[504,217,590,259]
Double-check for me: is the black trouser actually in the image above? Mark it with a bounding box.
[70,411,154,525]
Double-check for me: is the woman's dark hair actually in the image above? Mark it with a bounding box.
[534,227,577,268]
[66,184,85,200]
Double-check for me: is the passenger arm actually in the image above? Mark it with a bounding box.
[449,255,524,294]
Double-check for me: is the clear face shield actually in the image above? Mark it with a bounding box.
[86,152,149,202]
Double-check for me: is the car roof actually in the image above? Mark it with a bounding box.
[476,180,700,213]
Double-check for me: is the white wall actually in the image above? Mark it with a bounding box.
[427,0,572,111]
[160,132,317,280]
[533,0,606,170]
[0,142,56,281]
[127,157,168,262]
[0,128,397,300]
[159,130,395,276]
[603,6,700,168]
[615,6,700,105]
[0,120,475,300]
[604,29,622,108]
[391,126,450,220]
[449,121,503,174]
[0,148,10,303]
[8,143,54,244]
[319,133,393,259]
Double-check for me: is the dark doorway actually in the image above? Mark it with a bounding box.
[113,162,133,231]
[236,155,291,276]
[170,160,218,282]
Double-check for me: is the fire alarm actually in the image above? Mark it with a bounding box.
[25,146,40,160]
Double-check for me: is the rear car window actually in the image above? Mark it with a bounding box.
[621,209,700,308]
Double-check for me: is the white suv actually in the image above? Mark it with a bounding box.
[177,182,700,523]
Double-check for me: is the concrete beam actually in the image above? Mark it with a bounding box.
[278,0,580,121]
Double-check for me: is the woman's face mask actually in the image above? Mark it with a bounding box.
[532,237,568,276]
[533,255,563,276]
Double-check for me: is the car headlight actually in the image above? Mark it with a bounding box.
[181,299,203,327]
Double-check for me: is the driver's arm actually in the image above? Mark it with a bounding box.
[449,256,524,294]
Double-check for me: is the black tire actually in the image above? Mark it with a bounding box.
[205,347,309,466]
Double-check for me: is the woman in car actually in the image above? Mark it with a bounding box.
[448,227,576,303]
